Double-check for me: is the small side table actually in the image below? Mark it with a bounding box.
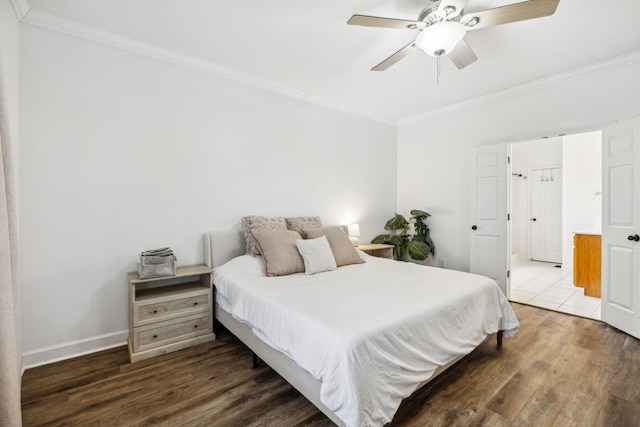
[128,264,215,362]
[357,243,394,259]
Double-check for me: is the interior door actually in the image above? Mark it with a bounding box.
[602,117,640,339]
[530,167,563,263]
[470,144,511,296]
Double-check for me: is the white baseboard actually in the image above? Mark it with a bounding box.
[22,330,128,370]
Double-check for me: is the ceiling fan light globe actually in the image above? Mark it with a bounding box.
[416,21,466,57]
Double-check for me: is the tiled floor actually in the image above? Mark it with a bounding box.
[509,257,601,320]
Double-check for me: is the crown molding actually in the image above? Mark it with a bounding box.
[18,5,639,128]
[399,50,640,126]
[10,0,30,20]
[20,9,396,126]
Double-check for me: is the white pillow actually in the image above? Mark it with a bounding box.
[295,236,337,275]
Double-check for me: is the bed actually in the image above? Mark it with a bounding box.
[204,229,519,427]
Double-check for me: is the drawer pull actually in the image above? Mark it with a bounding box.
[152,334,158,339]
[193,325,198,328]
[152,310,158,314]
[193,302,198,306]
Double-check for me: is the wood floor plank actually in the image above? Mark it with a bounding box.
[485,359,551,420]
[511,384,565,427]
[546,344,592,396]
[623,335,640,353]
[559,362,615,425]
[551,414,579,427]
[467,408,510,427]
[510,343,592,426]
[595,394,640,427]
[21,303,640,427]
[589,323,628,371]
[608,349,640,404]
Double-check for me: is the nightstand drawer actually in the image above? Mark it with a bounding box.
[135,293,209,325]
[133,313,212,352]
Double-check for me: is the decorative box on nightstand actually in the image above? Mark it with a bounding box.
[127,264,215,363]
[357,243,394,259]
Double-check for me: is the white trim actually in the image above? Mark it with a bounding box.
[22,330,128,369]
[473,120,614,147]
[400,50,640,125]
[10,0,30,20]
[20,9,396,126]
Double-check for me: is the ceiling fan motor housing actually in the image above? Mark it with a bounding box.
[418,1,462,26]
[415,1,466,57]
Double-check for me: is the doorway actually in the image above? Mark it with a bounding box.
[508,131,602,320]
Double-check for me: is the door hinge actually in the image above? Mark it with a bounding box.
[507,270,510,278]
[507,213,510,221]
[507,156,511,164]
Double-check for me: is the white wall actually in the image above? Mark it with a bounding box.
[562,131,602,269]
[398,61,640,272]
[19,25,397,364]
[511,137,562,258]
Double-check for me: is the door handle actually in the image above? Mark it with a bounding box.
[471,225,477,230]
[628,234,640,242]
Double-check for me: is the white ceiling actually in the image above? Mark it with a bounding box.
[24,0,640,123]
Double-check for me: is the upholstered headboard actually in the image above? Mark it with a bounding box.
[203,231,245,268]
[204,225,350,268]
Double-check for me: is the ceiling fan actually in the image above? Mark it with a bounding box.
[347,0,560,72]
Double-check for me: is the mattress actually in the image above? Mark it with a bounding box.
[213,251,519,427]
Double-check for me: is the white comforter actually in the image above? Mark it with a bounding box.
[213,251,519,427]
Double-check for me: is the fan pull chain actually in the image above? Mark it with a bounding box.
[435,49,445,85]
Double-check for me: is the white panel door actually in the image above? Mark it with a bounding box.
[530,167,563,263]
[470,144,511,296]
[602,117,640,339]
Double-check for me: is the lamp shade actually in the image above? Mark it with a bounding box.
[415,21,466,57]
[347,223,360,246]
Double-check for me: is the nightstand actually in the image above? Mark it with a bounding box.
[357,243,394,259]
[128,264,215,362]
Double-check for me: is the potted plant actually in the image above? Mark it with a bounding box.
[372,209,435,261]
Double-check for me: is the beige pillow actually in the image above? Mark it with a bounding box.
[302,226,365,267]
[241,216,287,256]
[286,216,323,234]
[251,229,305,277]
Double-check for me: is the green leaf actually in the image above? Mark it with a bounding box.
[410,209,431,219]
[407,240,431,261]
[384,214,409,232]
[389,235,406,246]
[372,234,391,244]
[424,235,435,256]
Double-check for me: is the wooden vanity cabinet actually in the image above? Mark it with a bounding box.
[573,233,601,298]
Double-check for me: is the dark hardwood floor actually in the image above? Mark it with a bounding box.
[22,303,640,426]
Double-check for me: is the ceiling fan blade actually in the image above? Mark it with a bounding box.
[347,14,421,30]
[448,39,478,70]
[438,0,468,19]
[462,0,559,31]
[372,41,418,71]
